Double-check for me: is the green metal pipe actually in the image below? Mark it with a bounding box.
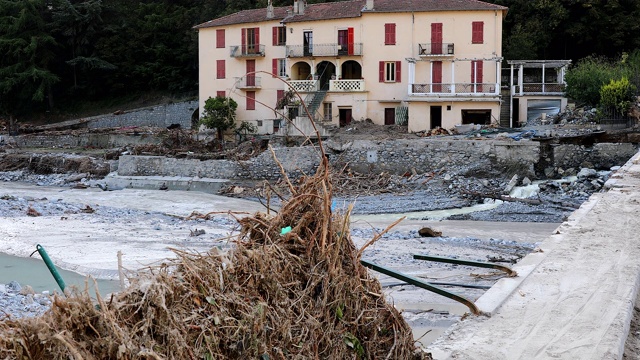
[413,254,517,277]
[360,259,480,315]
[35,244,66,293]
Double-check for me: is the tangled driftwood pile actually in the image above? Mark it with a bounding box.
[0,152,428,359]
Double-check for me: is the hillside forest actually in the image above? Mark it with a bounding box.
[1,0,640,124]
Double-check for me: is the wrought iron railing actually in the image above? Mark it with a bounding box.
[286,43,363,57]
[418,43,455,56]
[230,44,265,57]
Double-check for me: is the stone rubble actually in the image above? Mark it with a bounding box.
[0,281,52,320]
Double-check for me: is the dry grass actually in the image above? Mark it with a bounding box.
[0,154,428,359]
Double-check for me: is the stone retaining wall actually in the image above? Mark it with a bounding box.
[552,143,638,173]
[86,101,197,129]
[14,134,161,149]
[117,140,540,180]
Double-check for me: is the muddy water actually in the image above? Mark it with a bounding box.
[0,252,121,295]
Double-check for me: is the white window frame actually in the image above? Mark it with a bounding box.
[277,59,287,77]
[385,61,396,82]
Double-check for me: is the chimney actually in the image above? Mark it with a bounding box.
[267,0,274,18]
[366,0,374,10]
[293,0,306,15]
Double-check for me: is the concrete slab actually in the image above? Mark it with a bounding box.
[427,151,640,359]
[103,174,229,194]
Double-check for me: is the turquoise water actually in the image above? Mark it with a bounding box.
[0,252,122,295]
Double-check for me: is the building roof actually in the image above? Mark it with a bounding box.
[194,0,507,29]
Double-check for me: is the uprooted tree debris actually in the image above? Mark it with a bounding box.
[0,151,429,359]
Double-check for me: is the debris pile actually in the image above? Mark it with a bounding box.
[0,157,427,359]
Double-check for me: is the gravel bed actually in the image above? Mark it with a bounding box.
[0,281,52,320]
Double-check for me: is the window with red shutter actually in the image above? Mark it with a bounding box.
[216,91,225,98]
[277,90,285,103]
[379,61,385,82]
[216,60,225,79]
[395,61,401,83]
[246,91,256,110]
[472,22,484,44]
[384,23,396,45]
[380,61,400,82]
[216,29,225,48]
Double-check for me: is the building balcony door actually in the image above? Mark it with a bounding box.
[303,31,313,56]
[246,60,256,87]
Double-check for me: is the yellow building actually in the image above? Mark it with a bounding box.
[195,0,507,135]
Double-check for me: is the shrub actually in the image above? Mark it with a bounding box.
[565,56,627,107]
[600,77,636,114]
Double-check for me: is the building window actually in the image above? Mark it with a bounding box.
[323,102,332,121]
[272,58,286,77]
[272,26,286,46]
[384,23,396,45]
[256,120,263,127]
[216,29,225,48]
[216,91,225,98]
[379,61,401,83]
[472,21,484,44]
[216,60,225,79]
[246,91,256,110]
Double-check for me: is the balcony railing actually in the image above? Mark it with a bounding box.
[286,43,363,57]
[513,83,565,95]
[288,80,318,92]
[329,79,365,92]
[230,44,265,57]
[411,83,498,95]
[418,43,455,56]
[234,76,262,89]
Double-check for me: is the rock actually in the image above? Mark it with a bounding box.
[577,168,597,179]
[65,173,89,183]
[521,177,532,186]
[544,167,555,178]
[7,281,21,292]
[418,227,442,237]
[19,285,35,296]
[503,174,519,194]
[611,166,621,171]
[0,284,6,294]
[444,174,452,181]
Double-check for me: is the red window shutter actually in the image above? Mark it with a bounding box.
[384,24,396,45]
[472,22,484,44]
[395,61,401,83]
[255,27,260,47]
[216,29,225,48]
[471,61,483,83]
[216,91,225,98]
[277,90,285,103]
[272,27,278,46]
[216,60,225,79]
[348,27,354,55]
[241,28,246,53]
[272,59,278,77]
[379,61,385,82]
[432,61,442,83]
[431,23,442,54]
[247,91,256,110]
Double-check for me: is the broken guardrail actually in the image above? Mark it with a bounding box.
[360,259,481,315]
[412,254,517,277]
[32,244,66,293]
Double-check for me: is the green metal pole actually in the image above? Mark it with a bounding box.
[36,244,66,293]
[360,259,480,315]
[412,254,517,277]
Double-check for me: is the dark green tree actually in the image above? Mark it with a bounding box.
[0,0,59,131]
[200,96,238,141]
